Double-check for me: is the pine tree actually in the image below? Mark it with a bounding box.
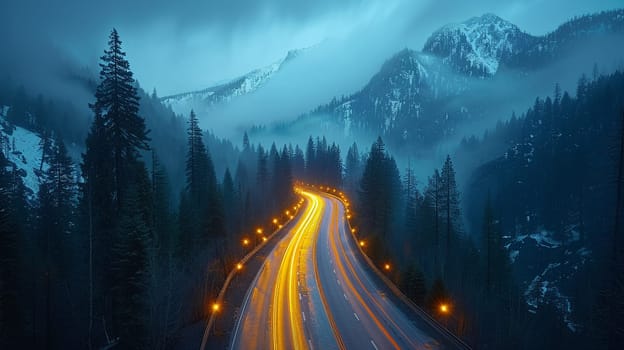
[151,151,172,259]
[222,168,237,241]
[185,110,209,208]
[89,28,150,211]
[39,137,75,237]
[242,132,250,151]
[256,145,269,221]
[424,169,442,275]
[344,142,360,194]
[111,180,150,349]
[234,160,251,232]
[440,155,461,275]
[80,29,151,348]
[38,130,53,172]
[305,136,315,181]
[359,137,386,240]
[401,263,427,306]
[278,145,294,205]
[482,193,508,296]
[38,137,76,347]
[269,143,280,211]
[328,143,342,187]
[358,137,401,261]
[403,162,419,258]
[203,145,223,248]
[183,110,223,250]
[292,145,305,181]
[0,153,24,346]
[607,111,624,348]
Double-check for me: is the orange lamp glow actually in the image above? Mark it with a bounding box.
[212,303,220,312]
[439,303,450,314]
[384,263,391,271]
[236,263,243,270]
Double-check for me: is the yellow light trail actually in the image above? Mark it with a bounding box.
[325,198,401,350]
[311,195,348,350]
[271,191,323,350]
[327,194,420,349]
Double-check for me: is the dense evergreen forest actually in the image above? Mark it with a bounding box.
[0,30,342,349]
[1,26,623,350]
[346,71,624,349]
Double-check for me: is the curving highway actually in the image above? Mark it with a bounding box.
[230,189,465,350]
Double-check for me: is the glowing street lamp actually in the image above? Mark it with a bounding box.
[242,238,250,246]
[285,210,290,215]
[273,218,279,225]
[212,303,220,312]
[256,228,263,234]
[439,303,450,314]
[262,236,268,242]
[359,240,365,247]
[236,263,243,270]
[384,263,391,271]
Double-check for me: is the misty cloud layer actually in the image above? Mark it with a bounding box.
[2,0,622,98]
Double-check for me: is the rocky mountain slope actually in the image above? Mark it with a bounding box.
[282,10,624,152]
[161,49,304,117]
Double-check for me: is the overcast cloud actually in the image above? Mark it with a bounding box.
[1,0,621,97]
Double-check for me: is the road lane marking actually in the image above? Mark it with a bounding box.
[299,292,302,301]
[354,313,360,321]
[311,198,347,350]
[343,293,348,300]
[325,197,401,350]
[302,311,306,322]
[371,340,378,350]
[336,279,341,285]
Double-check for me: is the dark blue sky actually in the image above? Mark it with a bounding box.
[1,0,621,95]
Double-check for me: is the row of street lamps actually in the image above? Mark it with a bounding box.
[313,184,454,320]
[212,197,305,316]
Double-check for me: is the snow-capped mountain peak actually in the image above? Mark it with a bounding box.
[423,13,532,76]
[161,48,306,117]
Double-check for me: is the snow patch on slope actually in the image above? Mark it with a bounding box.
[0,106,46,200]
[514,230,562,249]
[506,226,590,332]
